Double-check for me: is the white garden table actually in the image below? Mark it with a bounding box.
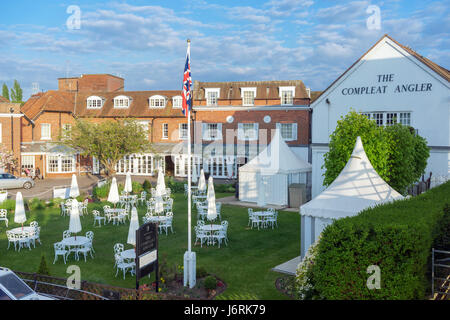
[60,236,90,261]
[121,249,136,261]
[200,224,223,246]
[105,208,127,225]
[252,211,275,229]
[9,226,34,236]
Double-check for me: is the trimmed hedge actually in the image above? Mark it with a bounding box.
[309,181,450,300]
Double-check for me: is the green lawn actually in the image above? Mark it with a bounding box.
[0,193,300,299]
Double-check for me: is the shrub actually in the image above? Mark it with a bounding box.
[196,266,209,278]
[295,235,321,300]
[203,276,217,290]
[323,110,430,194]
[166,177,184,193]
[27,198,45,210]
[132,181,144,194]
[93,182,110,199]
[143,180,152,191]
[215,183,236,193]
[309,181,450,300]
[37,255,50,276]
[0,199,16,211]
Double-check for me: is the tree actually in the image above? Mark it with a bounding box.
[323,110,430,194]
[2,83,9,101]
[0,145,18,173]
[37,255,51,276]
[59,118,152,176]
[322,111,388,187]
[10,80,23,103]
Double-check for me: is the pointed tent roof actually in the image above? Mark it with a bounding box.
[300,136,404,219]
[239,129,312,174]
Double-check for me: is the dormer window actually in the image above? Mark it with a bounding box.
[149,95,166,108]
[205,88,220,106]
[87,96,104,109]
[241,87,256,106]
[279,86,295,105]
[172,96,182,108]
[114,95,130,108]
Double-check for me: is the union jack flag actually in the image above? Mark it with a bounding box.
[182,42,192,117]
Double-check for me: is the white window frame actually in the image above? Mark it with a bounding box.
[276,123,297,141]
[162,123,169,139]
[113,95,130,108]
[179,123,188,140]
[202,123,222,141]
[205,88,220,106]
[362,111,411,127]
[46,154,76,173]
[241,87,256,106]
[279,86,295,105]
[172,96,182,109]
[238,123,259,141]
[41,123,51,140]
[21,155,35,172]
[149,95,166,108]
[86,96,104,109]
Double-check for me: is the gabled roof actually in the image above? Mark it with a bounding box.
[239,129,312,174]
[312,34,450,106]
[21,91,74,120]
[300,136,403,219]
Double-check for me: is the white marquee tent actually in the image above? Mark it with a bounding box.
[239,130,312,206]
[300,136,404,258]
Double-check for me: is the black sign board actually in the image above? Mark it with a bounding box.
[135,222,159,291]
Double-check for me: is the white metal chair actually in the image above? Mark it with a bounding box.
[0,209,8,227]
[159,212,173,235]
[138,191,147,206]
[265,211,278,229]
[75,243,94,262]
[6,231,18,250]
[247,208,254,226]
[30,221,38,228]
[53,242,69,264]
[63,230,71,239]
[216,203,222,220]
[17,233,31,251]
[81,199,89,216]
[194,226,208,248]
[92,210,106,227]
[85,231,95,253]
[29,226,41,248]
[212,229,227,248]
[114,255,135,279]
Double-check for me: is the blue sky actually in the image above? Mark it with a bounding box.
[0,0,449,99]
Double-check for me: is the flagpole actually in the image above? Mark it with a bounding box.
[187,40,192,255]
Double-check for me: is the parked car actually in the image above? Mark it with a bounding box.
[0,267,54,300]
[0,173,35,190]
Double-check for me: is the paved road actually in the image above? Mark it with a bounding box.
[3,174,235,200]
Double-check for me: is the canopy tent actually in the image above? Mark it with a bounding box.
[299,136,404,258]
[239,129,312,206]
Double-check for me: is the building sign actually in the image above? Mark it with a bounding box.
[341,74,433,96]
[135,222,158,285]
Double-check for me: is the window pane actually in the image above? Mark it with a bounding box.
[281,123,293,139]
[243,91,254,105]
[48,156,59,173]
[207,92,218,106]
[281,91,293,105]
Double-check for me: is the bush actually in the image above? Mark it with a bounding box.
[309,181,450,300]
[323,110,430,194]
[93,182,110,199]
[27,198,45,210]
[166,177,184,193]
[203,276,217,290]
[37,255,50,276]
[132,181,144,194]
[143,180,152,191]
[196,266,209,278]
[0,199,16,211]
[215,183,236,193]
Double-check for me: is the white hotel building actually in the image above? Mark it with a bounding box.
[310,35,450,197]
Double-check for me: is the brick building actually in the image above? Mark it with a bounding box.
[18,74,312,179]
